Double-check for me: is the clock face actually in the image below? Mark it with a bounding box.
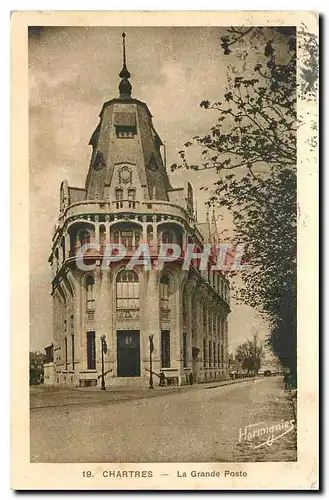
[119,165,132,185]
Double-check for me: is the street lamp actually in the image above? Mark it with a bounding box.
[100,335,107,391]
[149,335,154,389]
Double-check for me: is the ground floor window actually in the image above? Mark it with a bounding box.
[209,340,212,367]
[71,334,75,369]
[183,332,187,368]
[203,338,206,367]
[64,337,68,370]
[87,331,96,369]
[161,330,170,368]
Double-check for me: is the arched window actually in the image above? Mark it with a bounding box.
[115,189,123,201]
[55,248,59,272]
[203,306,209,337]
[78,229,91,245]
[160,275,170,309]
[99,225,106,246]
[128,189,136,201]
[128,189,136,208]
[162,230,174,244]
[116,270,139,309]
[86,276,95,311]
[111,229,141,249]
[115,189,124,208]
[61,237,65,263]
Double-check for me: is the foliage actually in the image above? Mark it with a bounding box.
[171,27,300,376]
[235,334,264,374]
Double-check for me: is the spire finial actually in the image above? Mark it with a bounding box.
[122,32,127,69]
[211,209,219,244]
[119,31,132,98]
[206,209,211,243]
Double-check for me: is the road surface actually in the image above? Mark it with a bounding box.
[30,377,296,463]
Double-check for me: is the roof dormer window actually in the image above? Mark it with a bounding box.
[116,126,135,138]
[114,112,137,138]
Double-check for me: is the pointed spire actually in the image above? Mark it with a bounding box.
[206,210,211,243]
[211,209,219,244]
[119,32,132,99]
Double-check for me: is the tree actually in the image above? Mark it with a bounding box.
[29,351,46,385]
[171,27,299,379]
[235,334,264,375]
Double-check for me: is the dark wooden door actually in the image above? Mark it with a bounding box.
[117,330,140,377]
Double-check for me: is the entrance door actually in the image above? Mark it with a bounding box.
[117,330,140,377]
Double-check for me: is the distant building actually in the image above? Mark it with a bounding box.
[228,354,245,378]
[44,344,54,363]
[29,351,45,385]
[259,358,283,375]
[45,34,231,388]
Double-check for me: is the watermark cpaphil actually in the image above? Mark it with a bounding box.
[73,241,250,272]
[239,420,295,449]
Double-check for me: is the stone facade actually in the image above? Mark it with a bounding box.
[46,40,230,388]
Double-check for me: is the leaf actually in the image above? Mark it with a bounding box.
[200,100,210,109]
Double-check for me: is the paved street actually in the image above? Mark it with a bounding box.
[30,377,296,463]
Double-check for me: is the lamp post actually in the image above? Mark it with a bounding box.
[149,335,154,389]
[100,335,107,391]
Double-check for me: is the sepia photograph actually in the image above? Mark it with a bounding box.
[11,10,318,490]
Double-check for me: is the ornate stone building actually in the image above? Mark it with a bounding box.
[45,34,230,388]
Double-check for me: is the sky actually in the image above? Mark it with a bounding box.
[29,26,271,353]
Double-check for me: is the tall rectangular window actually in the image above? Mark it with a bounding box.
[221,344,224,364]
[87,331,96,370]
[161,330,170,368]
[71,334,75,370]
[209,340,212,367]
[209,312,213,336]
[116,126,136,138]
[203,338,206,367]
[203,307,207,335]
[183,332,187,368]
[213,342,216,367]
[64,337,68,370]
[217,344,220,367]
[86,276,95,311]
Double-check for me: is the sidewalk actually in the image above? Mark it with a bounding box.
[30,376,266,409]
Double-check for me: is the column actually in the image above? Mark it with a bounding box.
[152,215,158,249]
[184,280,196,374]
[142,215,147,243]
[72,274,83,374]
[196,296,203,382]
[94,216,100,246]
[142,269,161,380]
[65,232,70,261]
[95,263,112,382]
[105,215,110,243]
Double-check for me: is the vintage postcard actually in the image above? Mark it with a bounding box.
[11,10,318,490]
